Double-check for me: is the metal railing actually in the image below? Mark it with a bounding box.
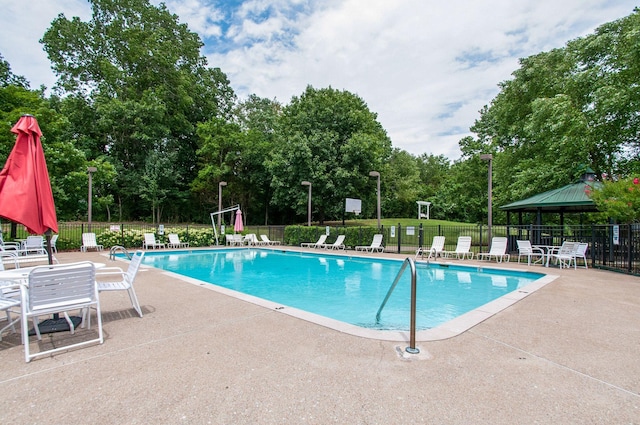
[376,257,419,354]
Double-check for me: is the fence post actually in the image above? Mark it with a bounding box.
[397,223,401,254]
[628,223,633,273]
[418,223,423,251]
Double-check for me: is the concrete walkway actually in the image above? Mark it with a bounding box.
[1,249,638,424]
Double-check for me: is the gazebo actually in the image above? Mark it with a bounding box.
[500,168,601,244]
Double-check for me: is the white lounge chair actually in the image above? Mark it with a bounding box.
[322,235,346,250]
[355,234,384,253]
[301,234,327,248]
[21,262,103,362]
[260,235,281,245]
[442,236,474,260]
[243,233,264,246]
[477,237,510,262]
[416,236,445,259]
[143,233,165,249]
[167,233,189,248]
[516,240,545,266]
[97,250,144,317]
[81,232,103,252]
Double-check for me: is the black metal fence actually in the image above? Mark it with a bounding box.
[2,221,638,276]
[371,223,640,276]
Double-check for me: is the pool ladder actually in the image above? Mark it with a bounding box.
[376,257,420,354]
[109,245,132,261]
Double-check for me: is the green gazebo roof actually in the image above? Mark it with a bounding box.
[500,180,601,213]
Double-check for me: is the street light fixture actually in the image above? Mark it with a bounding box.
[369,171,381,229]
[218,181,227,233]
[301,181,312,226]
[480,154,493,247]
[87,166,97,232]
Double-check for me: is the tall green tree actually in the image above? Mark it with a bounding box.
[381,149,422,218]
[233,95,281,224]
[268,86,392,224]
[41,0,236,222]
[460,9,640,223]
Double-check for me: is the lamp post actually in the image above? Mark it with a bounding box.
[301,181,312,226]
[369,171,381,229]
[87,166,97,231]
[480,154,493,247]
[218,181,227,233]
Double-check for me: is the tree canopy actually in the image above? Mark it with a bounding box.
[1,3,640,225]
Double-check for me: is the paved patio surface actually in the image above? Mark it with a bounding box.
[1,248,639,424]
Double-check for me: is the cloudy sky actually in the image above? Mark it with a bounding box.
[0,0,636,159]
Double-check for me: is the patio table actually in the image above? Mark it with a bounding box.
[533,245,561,267]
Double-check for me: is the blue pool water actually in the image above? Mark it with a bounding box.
[139,249,544,331]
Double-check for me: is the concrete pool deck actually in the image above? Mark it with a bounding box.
[1,248,639,423]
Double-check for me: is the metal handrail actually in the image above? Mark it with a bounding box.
[109,245,131,261]
[375,257,420,354]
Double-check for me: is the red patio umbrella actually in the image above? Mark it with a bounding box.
[0,115,67,333]
[0,114,58,237]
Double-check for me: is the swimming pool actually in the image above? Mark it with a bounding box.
[137,248,552,339]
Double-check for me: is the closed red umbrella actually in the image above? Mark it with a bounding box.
[0,114,58,236]
[0,115,67,333]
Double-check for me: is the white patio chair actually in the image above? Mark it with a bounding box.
[24,236,45,255]
[355,234,384,253]
[301,234,328,248]
[96,250,144,317]
[49,234,58,253]
[143,233,165,249]
[416,236,445,260]
[81,232,103,252]
[1,249,56,267]
[443,236,474,260]
[477,237,510,262]
[572,242,589,269]
[0,232,20,251]
[0,278,21,341]
[548,241,577,268]
[260,235,281,245]
[22,262,103,362]
[516,240,545,266]
[0,252,18,270]
[167,233,189,248]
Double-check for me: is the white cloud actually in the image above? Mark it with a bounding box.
[164,0,224,38]
[0,0,636,159]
